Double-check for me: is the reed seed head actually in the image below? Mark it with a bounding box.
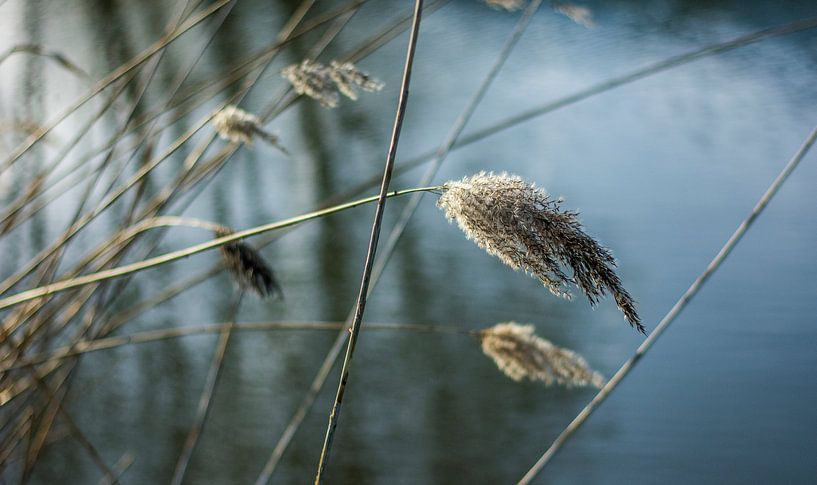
[211,105,285,152]
[479,322,604,387]
[438,172,644,333]
[554,3,595,28]
[328,61,385,101]
[212,105,261,144]
[282,60,339,108]
[216,229,282,299]
[483,0,525,11]
[281,59,383,108]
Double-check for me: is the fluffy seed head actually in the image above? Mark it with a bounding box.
[216,229,282,298]
[479,322,604,387]
[212,105,262,144]
[438,172,643,333]
[281,59,383,108]
[211,105,285,151]
[554,3,595,28]
[328,61,384,101]
[282,60,339,108]
[483,0,526,11]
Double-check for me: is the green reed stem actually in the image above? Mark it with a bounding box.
[0,186,440,312]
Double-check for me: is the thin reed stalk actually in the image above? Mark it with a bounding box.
[0,407,32,467]
[517,123,817,484]
[5,0,353,380]
[98,452,134,485]
[2,321,473,372]
[0,44,88,78]
[255,2,540,480]
[28,367,119,484]
[0,111,217,296]
[344,0,449,64]
[23,0,205,323]
[0,0,326,442]
[170,293,243,485]
[0,71,137,235]
[0,0,363,229]
[314,1,424,482]
[0,0,233,174]
[0,186,439,311]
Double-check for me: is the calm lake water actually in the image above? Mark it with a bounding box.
[2,0,817,483]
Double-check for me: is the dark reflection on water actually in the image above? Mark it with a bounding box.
[2,0,817,483]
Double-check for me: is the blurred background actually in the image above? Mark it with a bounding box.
[1,0,816,483]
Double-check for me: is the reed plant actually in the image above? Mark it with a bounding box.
[0,1,814,483]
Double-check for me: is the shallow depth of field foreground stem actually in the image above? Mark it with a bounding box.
[313,0,424,482]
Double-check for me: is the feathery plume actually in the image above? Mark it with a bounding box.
[438,172,643,333]
[281,60,383,108]
[483,0,526,11]
[328,61,385,101]
[215,228,282,299]
[211,105,287,153]
[479,322,604,387]
[282,60,339,108]
[553,3,595,28]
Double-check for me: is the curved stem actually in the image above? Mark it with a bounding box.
[0,186,440,312]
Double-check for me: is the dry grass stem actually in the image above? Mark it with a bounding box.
[438,172,643,333]
[314,0,423,480]
[214,228,282,299]
[0,43,89,78]
[281,59,383,108]
[479,322,603,388]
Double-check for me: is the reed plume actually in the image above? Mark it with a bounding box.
[479,322,604,387]
[281,59,383,108]
[215,228,282,298]
[211,105,287,153]
[483,0,526,11]
[553,3,595,28]
[328,61,385,101]
[438,172,643,333]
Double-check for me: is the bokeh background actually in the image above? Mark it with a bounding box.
[1,0,816,483]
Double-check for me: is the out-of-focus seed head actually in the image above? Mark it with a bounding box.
[212,105,262,144]
[211,105,285,152]
[438,172,644,333]
[216,228,282,299]
[281,59,383,108]
[479,322,604,387]
[483,0,526,11]
[554,3,595,28]
[282,60,339,108]
[328,61,384,101]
